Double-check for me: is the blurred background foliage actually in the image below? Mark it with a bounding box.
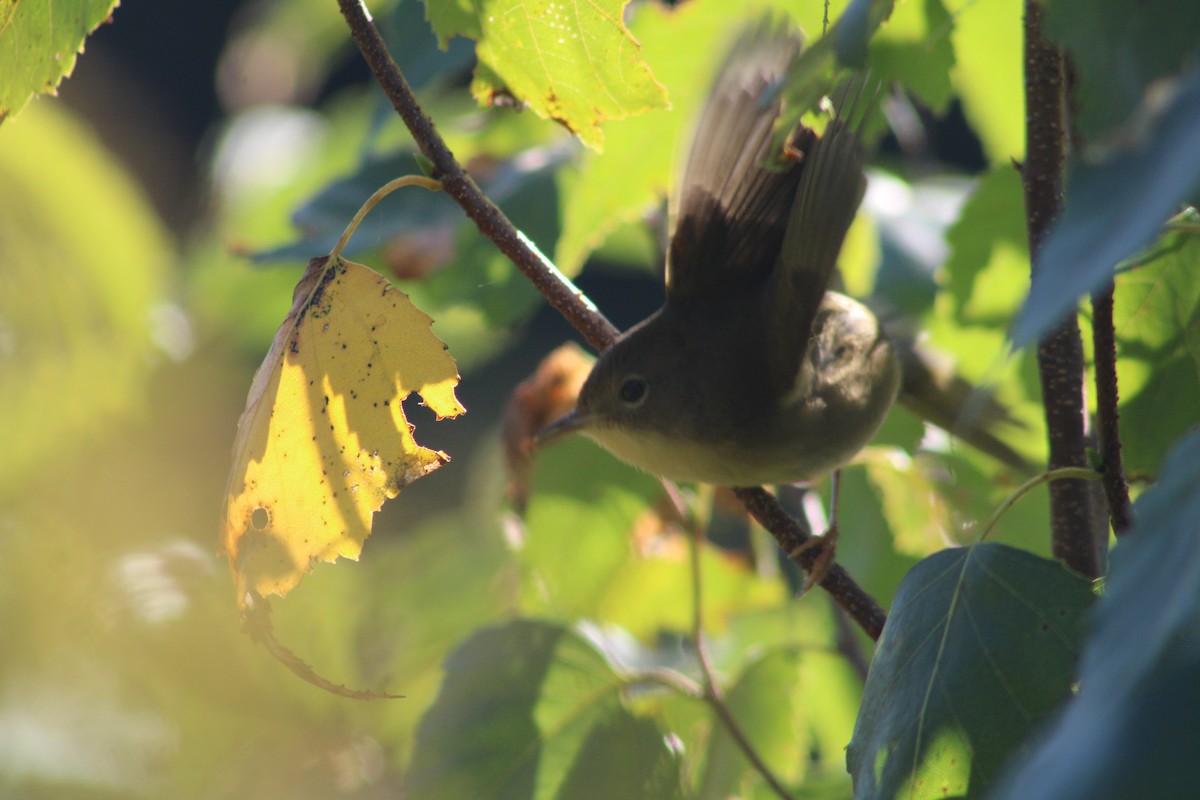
[1,0,1197,797]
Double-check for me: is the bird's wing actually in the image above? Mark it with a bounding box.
[666,18,809,302]
[767,103,868,398]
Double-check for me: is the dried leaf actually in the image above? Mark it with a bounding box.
[503,343,593,511]
[222,255,464,608]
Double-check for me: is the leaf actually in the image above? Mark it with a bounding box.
[1043,0,1200,139]
[950,0,1024,163]
[847,543,1093,799]
[1110,231,1200,477]
[0,101,169,495]
[252,142,568,263]
[992,429,1200,800]
[221,255,464,607]
[943,166,1029,325]
[521,436,781,637]
[427,0,668,150]
[406,619,683,799]
[0,0,118,122]
[553,0,723,275]
[868,0,955,113]
[1013,69,1200,346]
[697,649,807,797]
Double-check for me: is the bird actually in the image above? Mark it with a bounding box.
[538,19,896,585]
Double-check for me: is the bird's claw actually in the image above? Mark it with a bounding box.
[790,523,839,595]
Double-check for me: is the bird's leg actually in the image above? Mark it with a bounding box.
[790,470,842,594]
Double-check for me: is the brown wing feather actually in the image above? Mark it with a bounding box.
[667,20,809,301]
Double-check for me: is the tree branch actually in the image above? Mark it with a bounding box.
[734,487,887,640]
[1091,284,1135,535]
[1021,0,1101,578]
[336,0,615,352]
[336,0,887,638]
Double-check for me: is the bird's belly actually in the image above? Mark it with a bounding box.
[584,416,872,487]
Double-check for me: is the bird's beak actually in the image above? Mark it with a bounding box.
[536,408,587,446]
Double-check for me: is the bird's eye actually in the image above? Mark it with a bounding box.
[618,376,648,407]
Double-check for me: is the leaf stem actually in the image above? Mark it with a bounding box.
[328,174,443,261]
[335,0,886,638]
[336,0,615,351]
[978,466,1101,542]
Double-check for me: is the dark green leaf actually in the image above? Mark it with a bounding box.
[847,544,1093,798]
[1013,70,1200,345]
[993,429,1200,799]
[1043,0,1200,137]
[252,143,569,263]
[406,619,682,800]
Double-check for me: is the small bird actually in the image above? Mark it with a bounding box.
[539,21,896,582]
[540,23,897,482]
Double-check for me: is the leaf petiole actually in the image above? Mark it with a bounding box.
[328,174,444,260]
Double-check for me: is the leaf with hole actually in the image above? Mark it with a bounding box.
[221,255,464,608]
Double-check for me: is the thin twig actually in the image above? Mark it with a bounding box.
[1021,0,1101,578]
[336,0,615,352]
[1091,284,1135,535]
[335,0,887,637]
[662,482,797,800]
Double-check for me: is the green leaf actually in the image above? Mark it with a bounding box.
[0,0,118,121]
[992,429,1200,800]
[950,0,1024,163]
[426,0,668,150]
[698,649,807,798]
[522,439,780,637]
[553,0,723,275]
[943,166,1029,325]
[520,438,661,622]
[847,543,1093,798]
[406,620,682,799]
[868,0,955,112]
[1111,231,1200,477]
[0,102,169,495]
[556,0,837,274]
[1043,0,1200,138]
[1013,69,1200,346]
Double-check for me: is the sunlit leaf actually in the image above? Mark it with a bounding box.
[847,544,1093,798]
[698,649,807,797]
[949,0,1024,163]
[868,0,955,112]
[0,102,168,495]
[221,255,464,607]
[0,0,118,121]
[427,0,668,150]
[942,166,1028,324]
[522,438,780,637]
[1110,230,1200,477]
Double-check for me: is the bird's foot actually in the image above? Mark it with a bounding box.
[790,523,839,595]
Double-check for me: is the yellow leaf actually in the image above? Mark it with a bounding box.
[222,255,464,608]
